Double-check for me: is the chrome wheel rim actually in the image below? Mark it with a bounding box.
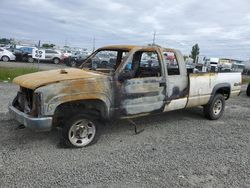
[54,59,60,64]
[28,57,34,63]
[3,56,9,62]
[68,119,96,147]
[213,99,222,115]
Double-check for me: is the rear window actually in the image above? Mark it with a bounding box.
[163,51,180,75]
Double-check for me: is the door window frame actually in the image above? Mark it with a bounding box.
[116,47,165,80]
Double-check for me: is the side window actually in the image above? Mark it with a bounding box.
[164,51,180,75]
[0,48,3,52]
[45,50,57,54]
[82,50,118,70]
[51,50,58,54]
[121,51,161,79]
[140,52,160,68]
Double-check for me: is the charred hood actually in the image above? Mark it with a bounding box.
[13,68,107,90]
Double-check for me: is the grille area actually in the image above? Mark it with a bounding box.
[14,87,34,114]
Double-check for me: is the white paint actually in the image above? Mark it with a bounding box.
[32,49,45,59]
[164,97,187,112]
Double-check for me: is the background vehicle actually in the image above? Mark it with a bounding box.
[9,45,241,148]
[243,60,250,75]
[65,51,89,67]
[28,49,64,64]
[62,50,73,58]
[7,47,35,62]
[209,57,219,72]
[0,47,16,62]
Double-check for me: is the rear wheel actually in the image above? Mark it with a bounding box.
[53,58,60,64]
[203,94,225,120]
[2,56,10,62]
[27,57,34,63]
[61,114,99,148]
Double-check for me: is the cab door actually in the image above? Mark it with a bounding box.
[162,50,189,111]
[115,48,167,116]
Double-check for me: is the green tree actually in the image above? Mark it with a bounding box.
[191,44,200,63]
[42,43,55,48]
[183,55,189,62]
[0,38,11,45]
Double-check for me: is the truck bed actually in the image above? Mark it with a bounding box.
[186,72,241,107]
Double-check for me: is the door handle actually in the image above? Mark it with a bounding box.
[159,82,166,87]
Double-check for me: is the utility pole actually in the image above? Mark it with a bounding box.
[92,36,95,52]
[65,39,68,47]
[152,31,156,45]
[37,40,40,69]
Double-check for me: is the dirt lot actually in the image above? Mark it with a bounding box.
[0,83,249,187]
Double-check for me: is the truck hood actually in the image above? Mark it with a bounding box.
[13,68,107,90]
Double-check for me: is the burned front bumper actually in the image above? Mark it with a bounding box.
[8,105,52,132]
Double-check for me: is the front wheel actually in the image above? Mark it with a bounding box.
[53,58,60,64]
[203,94,225,120]
[61,114,99,148]
[27,57,34,63]
[2,56,10,62]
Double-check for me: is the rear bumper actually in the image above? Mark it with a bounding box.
[8,105,52,132]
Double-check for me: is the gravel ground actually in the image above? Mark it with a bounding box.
[0,83,18,120]
[0,61,67,71]
[0,84,249,187]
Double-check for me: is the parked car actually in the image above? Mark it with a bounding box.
[9,45,241,148]
[65,51,89,67]
[247,83,250,96]
[0,47,16,62]
[28,49,64,64]
[7,47,35,62]
[62,50,73,58]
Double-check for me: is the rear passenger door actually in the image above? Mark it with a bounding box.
[116,48,167,116]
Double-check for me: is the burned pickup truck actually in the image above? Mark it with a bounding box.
[9,45,241,148]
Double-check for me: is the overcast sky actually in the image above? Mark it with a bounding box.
[0,0,250,59]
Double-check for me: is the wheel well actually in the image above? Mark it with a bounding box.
[53,57,60,61]
[215,87,230,100]
[1,55,9,60]
[53,99,107,127]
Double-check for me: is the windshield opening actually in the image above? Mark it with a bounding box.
[80,49,129,73]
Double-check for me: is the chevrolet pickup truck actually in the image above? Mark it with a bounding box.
[9,45,242,148]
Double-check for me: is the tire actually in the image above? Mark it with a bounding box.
[61,113,99,148]
[2,56,10,62]
[27,57,34,63]
[70,60,77,67]
[53,58,60,64]
[203,94,225,120]
[247,84,250,97]
[101,61,108,68]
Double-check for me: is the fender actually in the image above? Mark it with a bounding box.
[207,83,231,104]
[44,92,111,118]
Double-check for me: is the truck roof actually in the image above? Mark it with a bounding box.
[99,45,176,52]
